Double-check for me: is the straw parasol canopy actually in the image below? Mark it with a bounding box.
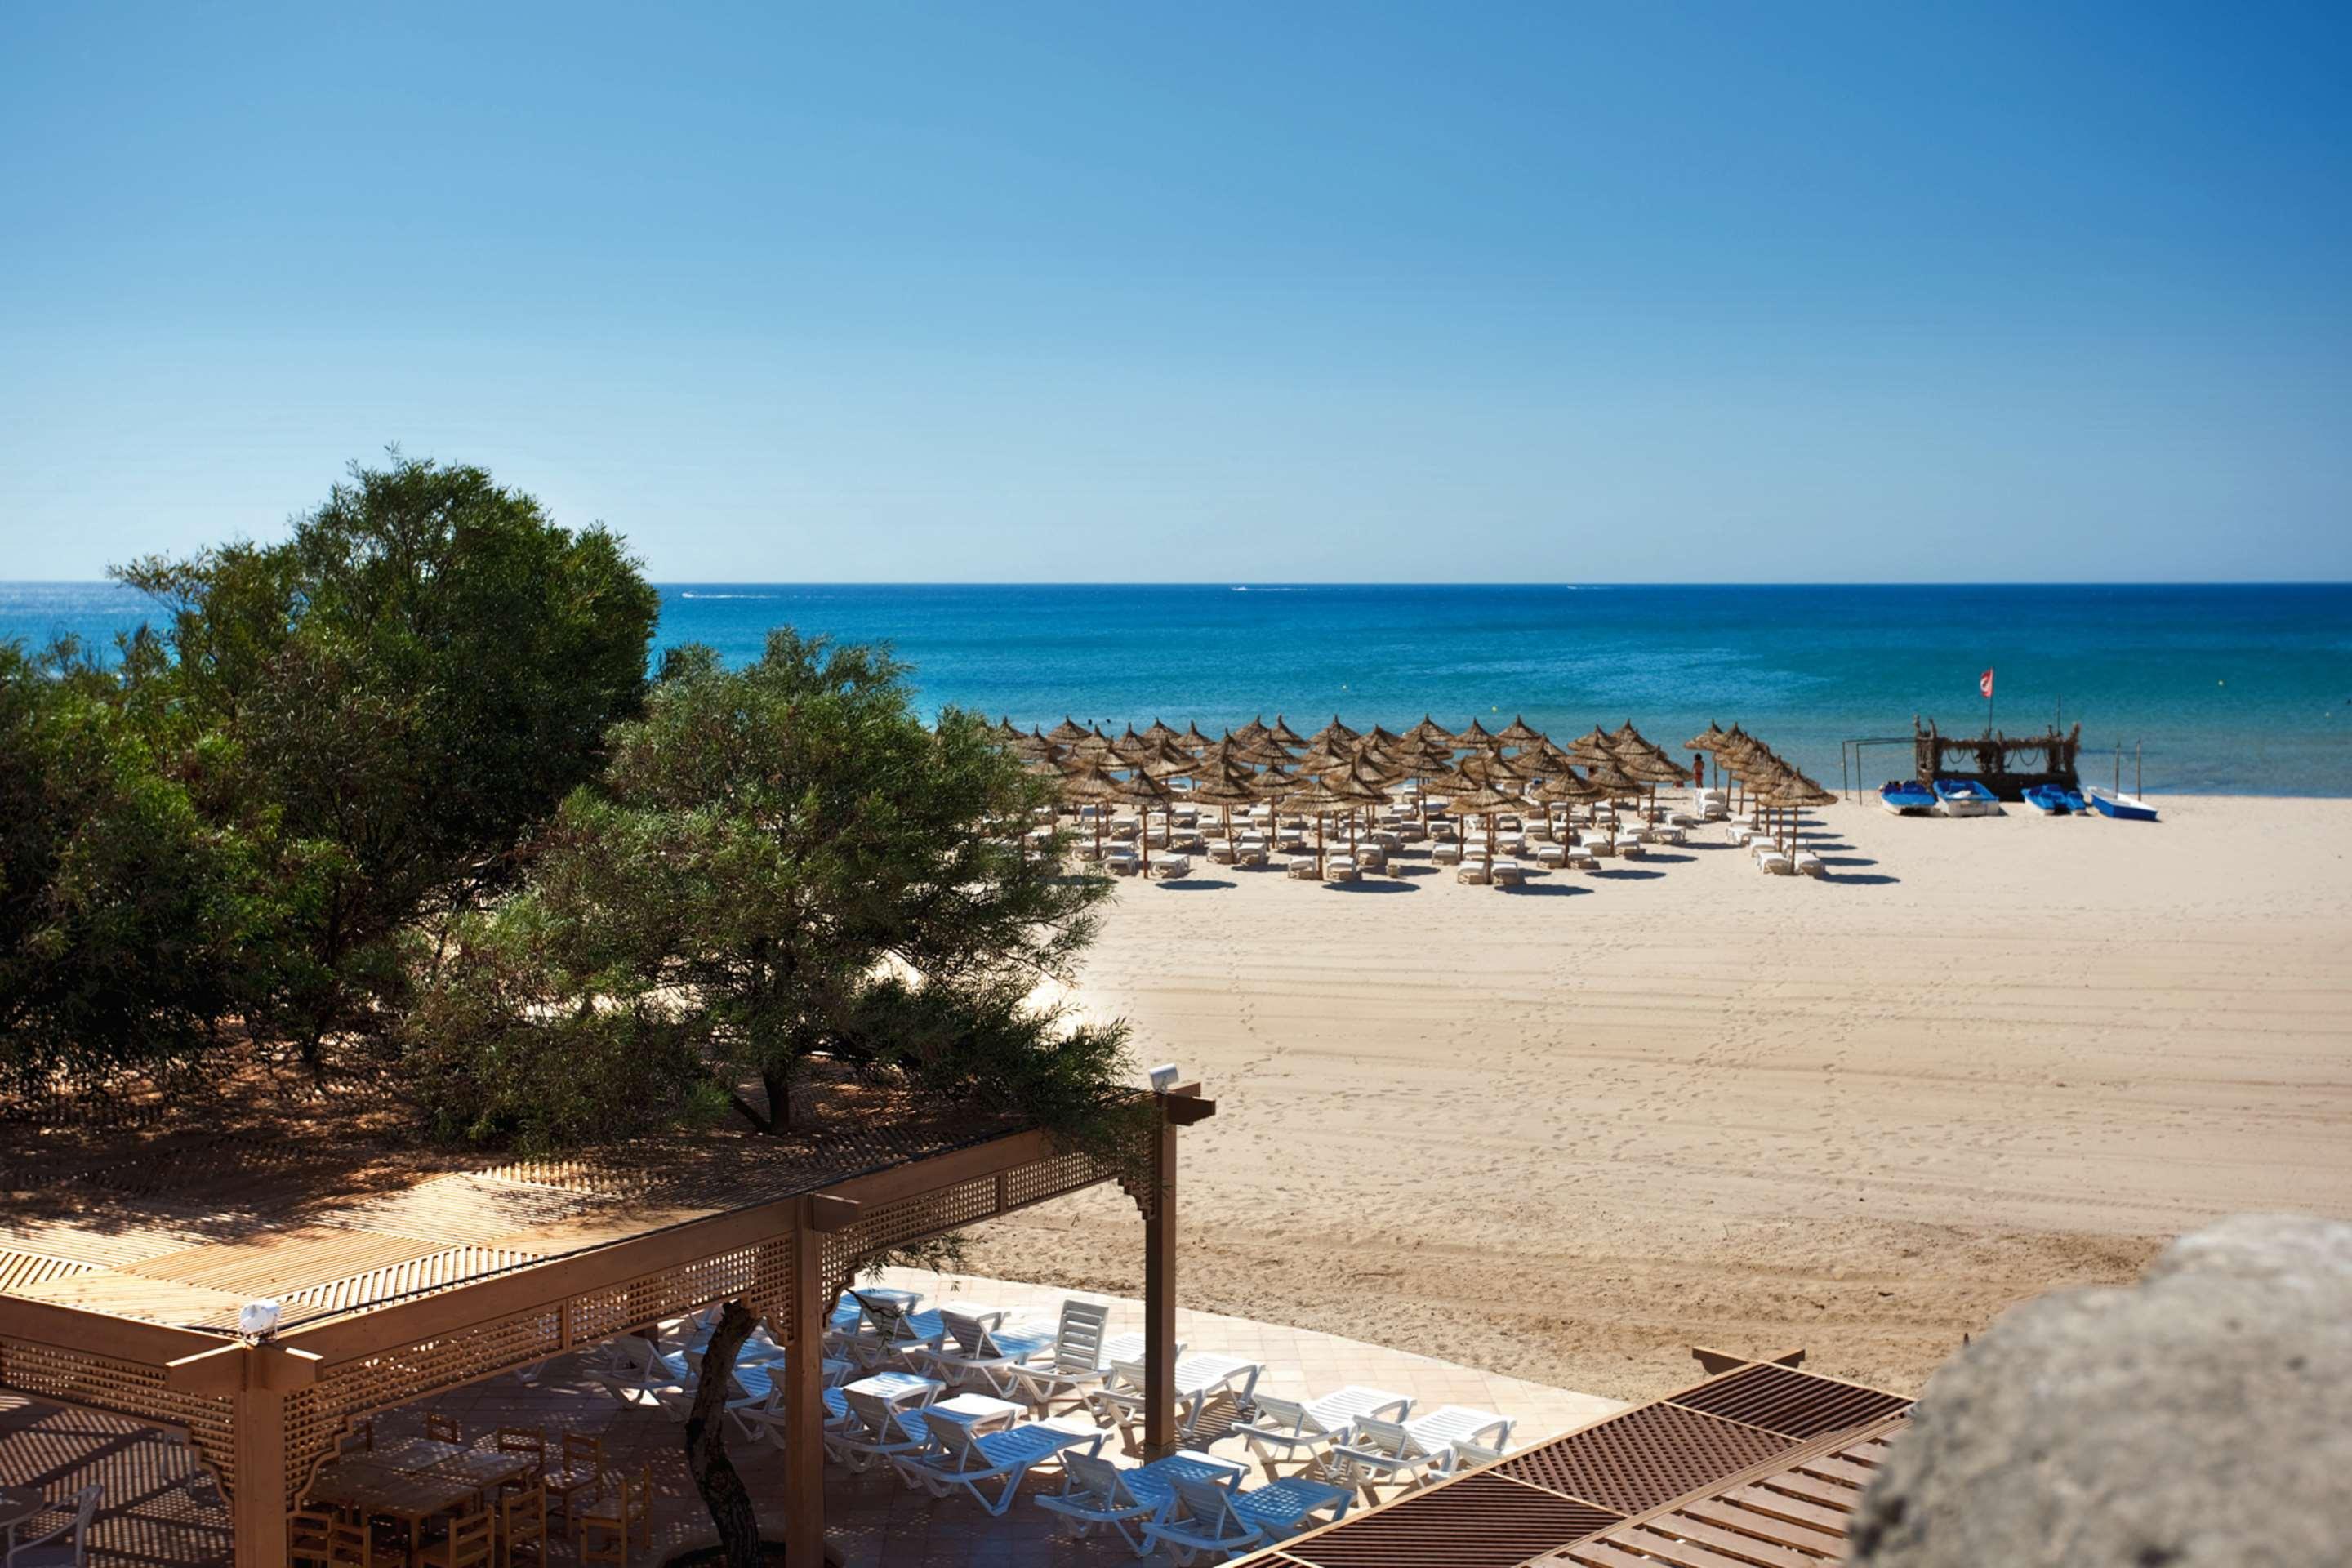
[1180,721,1218,754]
[1265,715,1307,748]
[1045,716,1092,744]
[1492,715,1546,751]
[1284,765,1385,871]
[1404,715,1453,746]
[1308,715,1361,751]
[1143,718,1184,745]
[1009,727,1058,760]
[1232,715,1271,744]
[1187,763,1262,842]
[1057,760,1131,859]
[1109,764,1180,875]
[1452,717,1500,751]
[992,717,1025,742]
[1439,757,1525,859]
[1561,725,1619,767]
[1361,724,1405,752]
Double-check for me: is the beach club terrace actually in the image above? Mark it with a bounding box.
[0,1070,1214,1565]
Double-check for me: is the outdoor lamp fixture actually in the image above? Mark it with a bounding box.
[238,1298,282,1340]
[1148,1063,1181,1094]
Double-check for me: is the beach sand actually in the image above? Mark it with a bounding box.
[956,794,2352,1402]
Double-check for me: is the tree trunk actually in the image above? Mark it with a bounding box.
[684,1298,764,1568]
[760,1066,792,1133]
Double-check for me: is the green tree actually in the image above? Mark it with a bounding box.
[0,640,275,1089]
[409,630,1140,1566]
[422,628,1129,1139]
[114,453,660,1065]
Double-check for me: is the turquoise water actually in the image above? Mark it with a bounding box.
[7,581,2349,795]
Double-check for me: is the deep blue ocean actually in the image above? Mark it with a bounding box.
[7,581,2349,796]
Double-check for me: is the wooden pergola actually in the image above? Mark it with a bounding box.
[0,1081,1214,1566]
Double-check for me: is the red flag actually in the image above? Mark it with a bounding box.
[1980,668,1995,700]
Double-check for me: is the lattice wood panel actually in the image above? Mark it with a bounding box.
[1287,1474,1621,1568]
[568,1238,795,1348]
[1668,1361,1912,1440]
[1496,1404,1796,1517]
[0,1249,99,1295]
[0,1336,237,1493]
[285,1307,565,1504]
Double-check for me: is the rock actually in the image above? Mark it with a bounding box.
[1849,1214,2352,1567]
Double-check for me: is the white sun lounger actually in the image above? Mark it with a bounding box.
[893,1412,1105,1516]
[1325,855,1359,882]
[1328,1415,1452,1504]
[1154,853,1193,879]
[1490,859,1526,888]
[1286,854,1321,880]
[1455,857,1490,884]
[1234,1385,1414,1480]
[1034,1449,1244,1554]
[1141,1471,1355,1561]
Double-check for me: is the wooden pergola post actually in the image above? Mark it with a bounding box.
[1143,1110,1179,1457]
[230,1375,288,1567]
[786,1197,826,1565]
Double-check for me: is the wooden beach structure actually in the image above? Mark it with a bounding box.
[1911,716,2082,800]
[1242,1352,1913,1568]
[0,1071,1214,1565]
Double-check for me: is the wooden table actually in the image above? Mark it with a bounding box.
[305,1446,532,1566]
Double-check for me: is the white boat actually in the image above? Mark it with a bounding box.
[2086,786,2159,822]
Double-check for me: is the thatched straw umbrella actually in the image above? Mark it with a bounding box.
[1009,727,1058,760]
[1143,718,1183,746]
[1404,715,1453,747]
[1180,721,1217,754]
[1119,764,1183,875]
[1308,715,1360,751]
[1058,760,1130,860]
[1492,715,1546,755]
[1046,716,1092,745]
[1282,768,1378,874]
[1189,764,1261,845]
[1440,757,1523,861]
[1754,770,1836,857]
[1453,717,1501,751]
[1265,715,1307,750]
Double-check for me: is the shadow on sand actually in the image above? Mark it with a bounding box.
[1154,878,1237,891]
[1325,879,1420,893]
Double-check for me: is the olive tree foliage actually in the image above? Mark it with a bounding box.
[412,630,1135,1149]
[0,638,285,1090]
[110,453,660,1066]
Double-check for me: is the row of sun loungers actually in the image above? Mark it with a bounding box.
[585,1290,1517,1559]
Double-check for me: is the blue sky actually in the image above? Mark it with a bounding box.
[2,2,2347,581]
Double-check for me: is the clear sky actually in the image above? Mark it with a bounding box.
[2,2,2347,582]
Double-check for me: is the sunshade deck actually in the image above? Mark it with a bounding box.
[1243,1355,1910,1568]
[0,1076,1215,1565]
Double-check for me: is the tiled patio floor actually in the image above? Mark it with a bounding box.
[8,1269,1622,1566]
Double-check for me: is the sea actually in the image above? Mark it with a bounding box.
[6,581,2349,797]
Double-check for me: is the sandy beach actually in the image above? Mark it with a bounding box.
[958,793,2352,1402]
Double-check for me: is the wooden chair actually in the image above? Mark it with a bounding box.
[289,1508,336,1568]
[418,1508,494,1568]
[576,1467,650,1566]
[495,1483,546,1568]
[425,1413,464,1446]
[493,1427,546,1488]
[541,1433,602,1534]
